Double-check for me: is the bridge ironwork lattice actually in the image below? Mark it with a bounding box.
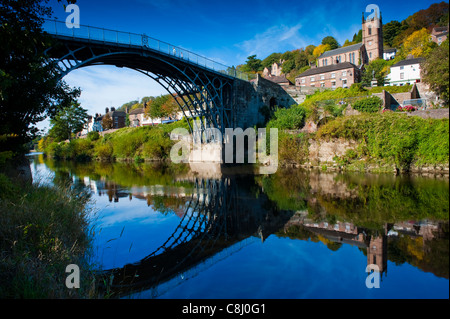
[42,19,247,137]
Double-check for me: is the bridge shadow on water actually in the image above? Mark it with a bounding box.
[97,175,294,298]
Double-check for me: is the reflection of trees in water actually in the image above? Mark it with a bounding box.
[268,169,449,279]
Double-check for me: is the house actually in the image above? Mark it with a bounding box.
[263,74,292,86]
[430,26,448,45]
[383,48,397,60]
[104,107,126,129]
[385,57,424,86]
[128,107,184,127]
[263,61,283,77]
[295,62,361,88]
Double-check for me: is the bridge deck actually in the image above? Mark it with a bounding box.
[43,19,248,81]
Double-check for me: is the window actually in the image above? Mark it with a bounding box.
[368,40,372,46]
[342,79,348,88]
[320,74,325,80]
[400,66,404,70]
[310,76,315,82]
[369,52,372,59]
[342,70,347,76]
[331,73,336,78]
[400,72,404,79]
[323,59,327,66]
[368,26,372,35]
[331,81,336,88]
[301,78,305,83]
[320,82,325,88]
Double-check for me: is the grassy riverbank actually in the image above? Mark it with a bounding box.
[277,112,449,173]
[0,172,96,298]
[40,119,189,162]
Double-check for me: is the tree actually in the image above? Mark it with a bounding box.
[401,28,436,58]
[262,53,282,68]
[241,55,263,73]
[383,21,403,47]
[361,59,390,87]
[421,40,449,105]
[102,114,113,130]
[48,102,88,141]
[145,94,179,119]
[313,44,332,58]
[352,30,362,43]
[0,0,79,156]
[321,36,339,50]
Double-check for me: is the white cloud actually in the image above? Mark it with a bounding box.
[235,23,308,60]
[64,65,166,115]
[35,65,166,133]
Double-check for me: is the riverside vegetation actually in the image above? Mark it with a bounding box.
[39,86,449,174]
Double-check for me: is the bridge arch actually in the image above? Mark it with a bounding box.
[43,20,243,138]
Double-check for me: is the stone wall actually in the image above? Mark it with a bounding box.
[233,74,298,129]
[308,138,359,164]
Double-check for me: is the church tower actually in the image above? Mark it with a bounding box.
[362,10,383,62]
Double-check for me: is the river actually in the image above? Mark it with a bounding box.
[28,154,449,299]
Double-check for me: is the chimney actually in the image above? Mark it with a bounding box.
[111,107,115,112]
[105,107,109,114]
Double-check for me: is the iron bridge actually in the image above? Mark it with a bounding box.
[43,19,249,137]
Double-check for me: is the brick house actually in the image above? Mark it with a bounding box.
[430,26,448,45]
[295,62,361,88]
[104,107,126,129]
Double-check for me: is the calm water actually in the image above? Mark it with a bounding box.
[29,154,449,299]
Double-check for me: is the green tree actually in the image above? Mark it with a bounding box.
[383,21,403,47]
[322,36,340,50]
[0,0,79,156]
[241,55,263,73]
[262,53,282,68]
[48,102,88,141]
[352,30,362,43]
[361,59,390,87]
[421,40,449,105]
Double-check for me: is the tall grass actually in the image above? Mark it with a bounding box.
[0,173,96,298]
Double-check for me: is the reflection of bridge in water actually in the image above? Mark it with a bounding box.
[98,176,293,297]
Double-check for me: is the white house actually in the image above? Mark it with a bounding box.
[383,48,396,60]
[385,57,424,86]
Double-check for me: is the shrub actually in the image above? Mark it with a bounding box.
[317,112,449,169]
[351,96,383,113]
[94,143,114,160]
[267,106,307,129]
[86,131,100,141]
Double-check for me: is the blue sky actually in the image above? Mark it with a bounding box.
[39,0,444,131]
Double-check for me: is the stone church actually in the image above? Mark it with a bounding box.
[296,10,383,88]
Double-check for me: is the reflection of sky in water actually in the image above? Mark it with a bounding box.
[158,236,449,299]
[28,155,449,299]
[89,188,185,270]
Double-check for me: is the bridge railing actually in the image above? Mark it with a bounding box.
[42,19,248,81]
